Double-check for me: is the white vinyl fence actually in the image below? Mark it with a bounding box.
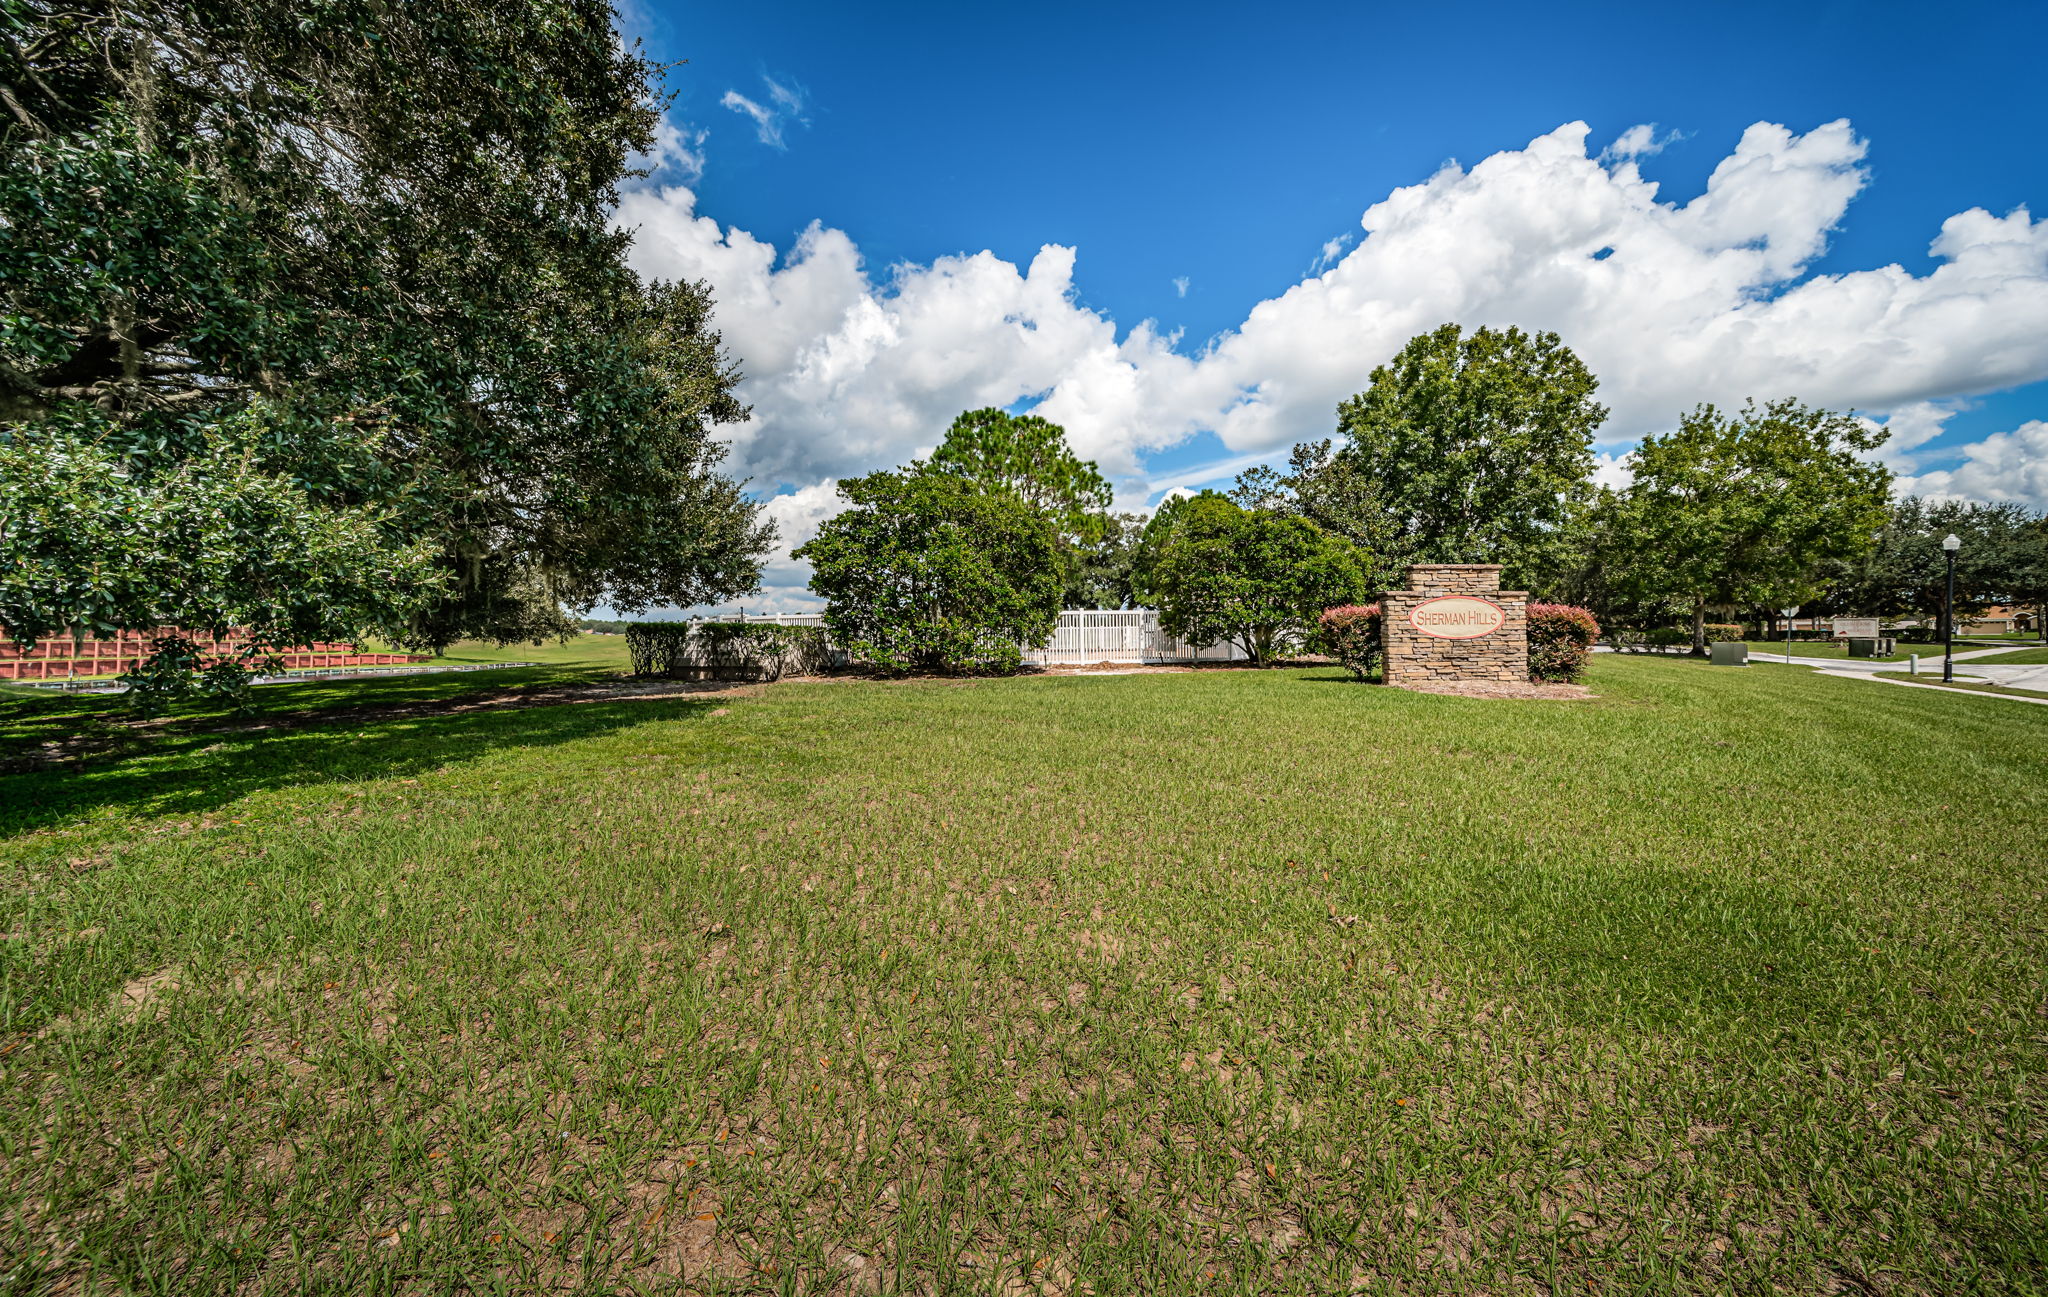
[1020,610,1245,665]
[715,613,825,627]
[696,609,1246,666]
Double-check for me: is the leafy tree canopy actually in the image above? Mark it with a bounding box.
[930,408,1113,546]
[1531,486,1686,630]
[1,0,771,670]
[1610,399,1892,649]
[1821,497,2046,630]
[794,468,1063,675]
[1148,492,1369,665]
[1129,492,1198,608]
[1243,324,1605,590]
[1064,512,1147,609]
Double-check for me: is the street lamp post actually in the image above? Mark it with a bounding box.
[1942,533,1961,683]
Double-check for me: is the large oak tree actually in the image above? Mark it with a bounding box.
[1611,400,1892,652]
[1,0,770,672]
[1244,323,1605,592]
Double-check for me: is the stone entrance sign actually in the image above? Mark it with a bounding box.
[1380,564,1528,686]
[1408,595,1507,639]
[1831,616,1880,639]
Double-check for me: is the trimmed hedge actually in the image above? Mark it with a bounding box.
[1612,627,1713,654]
[1704,622,1748,642]
[625,622,832,682]
[1527,603,1600,682]
[1317,603,1383,679]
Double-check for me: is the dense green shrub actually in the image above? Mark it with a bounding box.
[627,623,694,677]
[1704,622,1749,642]
[1607,626,1691,654]
[1317,604,1383,679]
[795,469,1063,675]
[1149,492,1369,665]
[1527,603,1600,682]
[696,624,832,680]
[626,622,831,682]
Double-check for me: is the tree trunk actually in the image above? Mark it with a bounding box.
[1690,602,1707,657]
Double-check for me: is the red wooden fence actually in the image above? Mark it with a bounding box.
[0,628,428,681]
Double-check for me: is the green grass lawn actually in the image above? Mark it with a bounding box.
[395,633,636,673]
[0,636,631,778]
[3,656,2045,1294]
[1969,647,2048,665]
[1872,671,2048,702]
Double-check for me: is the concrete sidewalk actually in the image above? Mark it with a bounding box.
[1737,643,2048,706]
[1808,667,2048,708]
[1593,641,2048,704]
[1748,644,2048,690]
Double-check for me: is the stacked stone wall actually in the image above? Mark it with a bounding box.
[1379,564,1529,686]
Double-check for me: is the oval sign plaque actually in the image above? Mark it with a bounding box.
[1408,595,1506,640]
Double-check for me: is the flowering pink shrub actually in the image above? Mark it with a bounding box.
[1318,603,1383,679]
[1527,602,1600,682]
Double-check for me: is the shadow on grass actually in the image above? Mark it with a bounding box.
[0,664,706,839]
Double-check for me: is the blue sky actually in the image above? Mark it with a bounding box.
[615,0,2048,610]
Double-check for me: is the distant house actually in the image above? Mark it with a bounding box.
[1962,605,2037,636]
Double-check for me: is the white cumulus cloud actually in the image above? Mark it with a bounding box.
[617,117,2048,610]
[1861,400,1960,470]
[1601,123,1684,160]
[1899,420,2048,511]
[635,115,707,182]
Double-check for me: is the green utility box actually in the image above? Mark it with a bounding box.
[1710,641,1749,666]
